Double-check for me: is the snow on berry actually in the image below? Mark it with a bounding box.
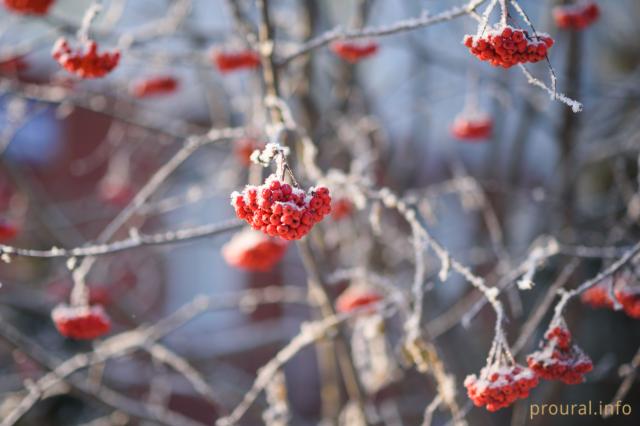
[451,113,493,141]
[331,198,354,221]
[222,229,288,272]
[213,49,261,73]
[336,284,383,314]
[130,75,179,98]
[52,38,120,79]
[463,26,554,69]
[231,174,331,241]
[527,319,593,384]
[3,0,54,15]
[464,364,538,411]
[330,40,379,63]
[553,1,600,30]
[0,218,19,241]
[51,304,111,340]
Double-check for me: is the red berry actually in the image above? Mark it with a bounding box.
[463,25,553,69]
[213,49,261,73]
[222,229,288,272]
[51,304,111,340]
[465,364,538,411]
[527,322,593,384]
[553,2,600,30]
[52,38,120,78]
[130,75,179,98]
[230,175,331,241]
[451,114,493,141]
[336,285,383,314]
[3,0,53,15]
[330,40,379,63]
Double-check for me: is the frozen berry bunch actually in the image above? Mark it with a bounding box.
[330,40,379,63]
[451,115,493,140]
[464,364,538,411]
[51,304,111,340]
[615,287,640,319]
[3,0,54,15]
[527,322,593,384]
[463,26,554,68]
[52,38,120,78]
[336,285,383,314]
[213,50,261,73]
[231,175,331,241]
[553,1,600,30]
[222,229,288,272]
[131,75,179,98]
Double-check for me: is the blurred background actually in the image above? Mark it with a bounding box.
[0,0,639,425]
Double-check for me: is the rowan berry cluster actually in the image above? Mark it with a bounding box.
[51,304,111,340]
[451,115,493,140]
[463,26,554,68]
[330,40,379,63]
[213,50,261,73]
[331,198,354,221]
[553,2,600,30]
[581,272,640,319]
[336,285,383,314]
[222,229,288,272]
[527,322,593,384]
[52,38,120,79]
[231,175,331,241]
[464,364,538,411]
[2,0,53,15]
[131,76,179,98]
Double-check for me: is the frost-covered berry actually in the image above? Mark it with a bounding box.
[130,75,179,98]
[464,364,538,411]
[51,304,111,340]
[527,319,593,384]
[330,40,379,63]
[463,25,553,69]
[0,218,19,241]
[553,1,600,30]
[3,0,54,15]
[222,229,288,272]
[230,174,331,241]
[52,38,120,78]
[213,49,261,73]
[336,285,383,314]
[451,114,493,141]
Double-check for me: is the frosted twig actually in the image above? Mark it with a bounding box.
[279,0,487,65]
